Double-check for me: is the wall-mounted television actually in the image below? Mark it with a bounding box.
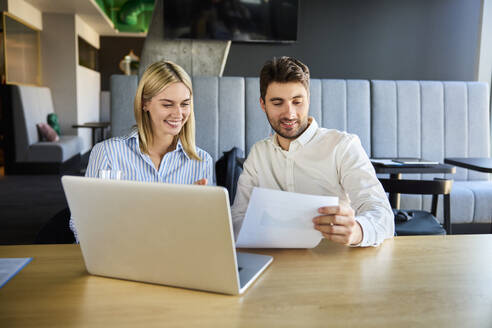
[163,0,299,43]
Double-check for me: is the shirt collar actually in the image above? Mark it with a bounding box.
[294,117,318,146]
[125,129,190,160]
[122,128,140,150]
[175,139,190,160]
[270,117,318,150]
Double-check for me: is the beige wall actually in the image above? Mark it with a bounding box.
[41,13,101,152]
[41,13,77,137]
[75,15,101,152]
[3,14,40,85]
[76,65,100,153]
[6,0,42,30]
[75,14,99,50]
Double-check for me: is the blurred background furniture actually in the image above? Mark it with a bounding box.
[72,122,110,148]
[1,85,82,174]
[379,178,453,235]
[444,158,492,174]
[371,81,491,233]
[372,160,455,208]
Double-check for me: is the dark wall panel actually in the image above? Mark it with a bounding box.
[223,0,482,81]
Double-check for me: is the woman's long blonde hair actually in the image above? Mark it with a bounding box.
[134,60,201,161]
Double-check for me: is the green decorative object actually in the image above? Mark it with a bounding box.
[47,113,61,136]
[95,0,154,33]
[119,0,154,26]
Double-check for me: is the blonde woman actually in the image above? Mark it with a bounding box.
[70,61,213,241]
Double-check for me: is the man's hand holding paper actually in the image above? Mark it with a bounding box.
[313,204,363,246]
[236,187,339,248]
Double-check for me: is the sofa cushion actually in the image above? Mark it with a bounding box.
[27,136,81,163]
[397,180,492,224]
[451,181,492,224]
[312,79,371,155]
[37,123,59,142]
[245,77,272,155]
[193,76,248,162]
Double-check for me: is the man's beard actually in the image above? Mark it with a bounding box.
[266,114,309,140]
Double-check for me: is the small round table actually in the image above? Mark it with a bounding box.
[72,122,110,147]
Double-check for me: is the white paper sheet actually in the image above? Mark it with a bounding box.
[0,258,32,288]
[236,188,338,248]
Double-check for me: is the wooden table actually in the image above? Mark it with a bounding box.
[444,157,492,173]
[1,235,492,327]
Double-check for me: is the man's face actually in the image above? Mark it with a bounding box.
[260,81,310,140]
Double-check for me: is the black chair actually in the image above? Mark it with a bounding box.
[379,178,453,235]
[215,147,244,204]
[35,207,75,244]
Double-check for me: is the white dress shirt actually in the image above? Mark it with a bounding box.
[231,118,394,247]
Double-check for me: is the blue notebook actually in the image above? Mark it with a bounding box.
[0,258,32,288]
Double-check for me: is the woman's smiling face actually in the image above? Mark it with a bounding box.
[144,82,191,137]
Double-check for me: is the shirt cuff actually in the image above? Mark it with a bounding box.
[353,216,376,247]
[69,217,80,244]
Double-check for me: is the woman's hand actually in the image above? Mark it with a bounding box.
[193,178,208,185]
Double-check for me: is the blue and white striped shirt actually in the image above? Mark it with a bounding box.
[84,129,213,183]
[70,129,213,241]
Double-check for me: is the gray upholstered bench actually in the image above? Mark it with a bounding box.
[6,85,82,174]
[109,75,491,232]
[110,75,371,160]
[371,80,491,230]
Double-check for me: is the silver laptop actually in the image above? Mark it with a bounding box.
[61,176,272,295]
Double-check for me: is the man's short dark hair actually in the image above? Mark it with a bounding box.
[259,56,310,101]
